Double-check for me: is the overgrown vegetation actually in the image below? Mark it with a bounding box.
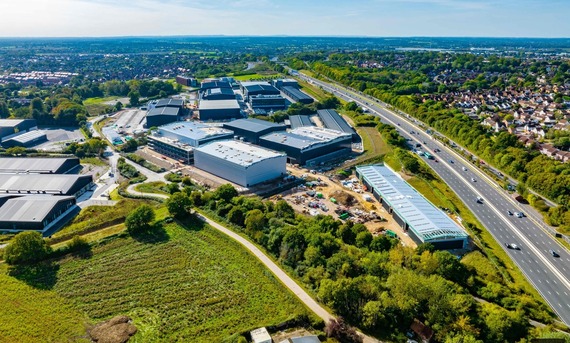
[125,153,165,173]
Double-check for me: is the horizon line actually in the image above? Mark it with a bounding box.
[0,35,568,40]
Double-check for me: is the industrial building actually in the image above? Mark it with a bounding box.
[317,109,359,142]
[222,118,286,144]
[194,140,287,187]
[2,130,47,148]
[0,119,37,141]
[147,98,184,110]
[272,78,299,89]
[0,174,93,197]
[201,87,236,100]
[240,82,280,100]
[148,121,234,163]
[0,157,80,174]
[356,164,469,250]
[281,86,314,104]
[146,107,180,127]
[176,75,197,87]
[259,126,352,166]
[0,195,77,233]
[288,115,314,129]
[248,94,287,111]
[201,80,232,91]
[198,99,241,121]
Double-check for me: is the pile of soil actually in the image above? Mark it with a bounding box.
[330,190,356,207]
[89,315,137,343]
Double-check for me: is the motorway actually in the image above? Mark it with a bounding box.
[297,72,570,325]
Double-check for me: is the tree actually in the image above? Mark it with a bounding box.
[3,231,51,265]
[128,90,140,107]
[166,192,191,218]
[0,100,9,118]
[227,207,245,227]
[214,184,238,202]
[125,205,155,234]
[5,146,27,156]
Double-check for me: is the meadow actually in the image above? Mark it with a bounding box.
[4,219,308,342]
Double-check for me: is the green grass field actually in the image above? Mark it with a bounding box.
[133,182,169,195]
[83,97,118,116]
[0,266,88,343]
[4,220,308,342]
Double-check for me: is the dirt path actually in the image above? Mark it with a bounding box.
[195,212,382,343]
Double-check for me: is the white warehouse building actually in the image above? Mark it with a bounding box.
[194,140,287,187]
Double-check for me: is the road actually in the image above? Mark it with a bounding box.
[298,72,570,325]
[195,213,380,343]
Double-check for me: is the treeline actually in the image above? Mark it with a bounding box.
[311,60,570,232]
[164,184,554,342]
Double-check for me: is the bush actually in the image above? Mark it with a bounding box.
[3,231,52,265]
[125,205,156,234]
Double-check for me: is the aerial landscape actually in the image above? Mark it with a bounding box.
[1,1,570,343]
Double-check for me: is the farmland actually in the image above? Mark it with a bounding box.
[8,220,308,342]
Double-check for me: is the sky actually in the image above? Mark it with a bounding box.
[0,0,568,38]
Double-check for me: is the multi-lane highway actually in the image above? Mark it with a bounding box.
[298,72,570,325]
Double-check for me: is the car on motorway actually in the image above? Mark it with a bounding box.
[550,250,560,258]
[471,178,476,182]
[515,212,525,218]
[505,243,521,250]
[463,167,467,171]
[476,197,483,203]
[433,148,440,152]
[449,160,454,163]
[507,210,513,216]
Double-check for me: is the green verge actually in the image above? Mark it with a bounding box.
[0,265,89,343]
[133,182,169,195]
[40,221,308,342]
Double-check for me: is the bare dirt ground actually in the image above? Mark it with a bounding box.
[277,165,418,247]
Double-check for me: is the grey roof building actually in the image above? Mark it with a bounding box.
[356,164,469,250]
[146,107,180,127]
[317,109,359,142]
[0,195,77,233]
[153,98,184,109]
[1,130,47,148]
[0,119,37,141]
[259,126,352,165]
[281,86,314,104]
[194,140,287,187]
[198,99,241,121]
[241,82,280,100]
[0,174,93,197]
[0,157,80,174]
[202,87,236,100]
[222,118,286,144]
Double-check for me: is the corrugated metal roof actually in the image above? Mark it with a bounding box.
[356,164,468,243]
[0,174,91,194]
[317,109,356,135]
[3,130,46,143]
[147,107,180,117]
[289,115,314,129]
[260,127,351,150]
[282,86,313,101]
[0,157,77,174]
[0,195,75,222]
[155,98,184,108]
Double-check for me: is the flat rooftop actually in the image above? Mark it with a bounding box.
[155,121,234,142]
[154,98,184,108]
[240,81,271,88]
[0,158,78,174]
[356,164,468,242]
[147,107,180,117]
[205,88,235,96]
[199,99,240,110]
[0,195,75,222]
[0,174,91,195]
[224,118,286,133]
[196,140,285,167]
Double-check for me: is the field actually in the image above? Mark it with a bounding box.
[7,220,308,342]
[83,97,118,116]
[133,181,169,195]
[0,266,88,343]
